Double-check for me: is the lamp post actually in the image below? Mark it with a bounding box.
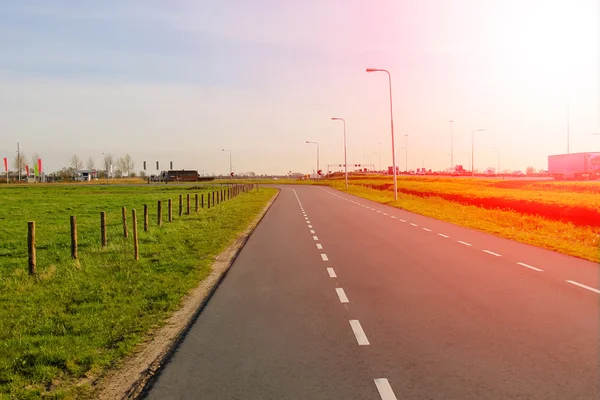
[222,149,232,178]
[378,142,382,172]
[305,141,319,181]
[102,152,108,184]
[405,134,408,172]
[449,120,454,170]
[331,117,348,190]
[492,147,500,174]
[366,67,398,201]
[471,129,486,177]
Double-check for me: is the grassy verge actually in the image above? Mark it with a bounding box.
[0,184,276,399]
[327,181,599,262]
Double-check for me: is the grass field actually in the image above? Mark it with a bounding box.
[0,183,276,399]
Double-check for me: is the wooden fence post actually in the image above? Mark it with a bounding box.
[132,209,139,260]
[201,193,204,208]
[179,195,183,217]
[144,204,149,232]
[187,194,190,214]
[122,207,128,238]
[168,199,173,222]
[212,191,215,205]
[70,216,78,259]
[101,212,107,247]
[28,221,36,275]
[157,201,163,226]
[208,193,211,209]
[195,194,199,212]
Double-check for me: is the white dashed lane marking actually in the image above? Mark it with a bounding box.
[316,244,323,249]
[482,250,502,257]
[422,228,431,232]
[321,254,329,261]
[310,230,315,234]
[349,320,370,345]
[410,223,418,227]
[335,288,349,303]
[566,280,600,294]
[374,379,398,400]
[438,233,449,238]
[458,241,472,246]
[327,268,337,278]
[313,236,318,240]
[517,262,543,272]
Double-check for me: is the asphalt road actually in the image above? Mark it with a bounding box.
[144,185,600,400]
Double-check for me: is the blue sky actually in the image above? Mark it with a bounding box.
[0,0,598,175]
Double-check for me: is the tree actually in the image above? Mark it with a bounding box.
[30,153,40,169]
[86,156,95,170]
[102,154,114,177]
[116,154,135,177]
[13,153,27,174]
[70,155,83,170]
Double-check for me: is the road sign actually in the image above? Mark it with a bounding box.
[230,172,234,177]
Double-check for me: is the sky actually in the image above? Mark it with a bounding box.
[0,0,598,175]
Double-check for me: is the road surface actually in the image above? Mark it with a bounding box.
[143,185,600,400]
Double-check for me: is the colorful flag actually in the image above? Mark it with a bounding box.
[38,159,42,175]
[2,158,6,172]
[26,166,29,176]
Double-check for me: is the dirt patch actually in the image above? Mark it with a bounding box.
[363,183,600,228]
[92,190,280,399]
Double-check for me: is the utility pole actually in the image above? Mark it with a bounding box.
[17,142,20,182]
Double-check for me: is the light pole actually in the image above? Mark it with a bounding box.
[405,134,408,172]
[422,156,428,169]
[471,129,486,177]
[222,149,232,178]
[567,102,570,154]
[366,67,398,201]
[331,117,348,190]
[378,142,382,171]
[449,120,454,170]
[492,147,500,174]
[305,141,319,181]
[102,152,108,184]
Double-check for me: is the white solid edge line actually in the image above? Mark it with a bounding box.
[335,288,349,303]
[438,233,449,238]
[517,262,543,272]
[349,320,370,345]
[482,249,502,257]
[566,280,600,294]
[374,378,398,400]
[410,223,418,226]
[458,240,472,246]
[316,244,323,249]
[313,236,318,240]
[327,267,337,278]
[422,228,431,232]
[321,253,329,261]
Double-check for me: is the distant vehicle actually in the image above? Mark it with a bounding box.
[152,170,214,182]
[548,152,600,180]
[485,168,496,176]
[512,170,525,177]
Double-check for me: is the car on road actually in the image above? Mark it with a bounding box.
[512,170,525,177]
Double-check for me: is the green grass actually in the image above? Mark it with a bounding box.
[327,181,599,262]
[0,184,276,399]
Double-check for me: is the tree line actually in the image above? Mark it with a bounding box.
[11,153,139,178]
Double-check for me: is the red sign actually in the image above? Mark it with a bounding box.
[2,158,6,172]
[38,159,42,174]
[26,166,29,176]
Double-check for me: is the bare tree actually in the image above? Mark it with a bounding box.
[117,154,135,177]
[86,156,95,170]
[13,152,27,174]
[102,154,113,177]
[30,153,40,169]
[70,155,83,170]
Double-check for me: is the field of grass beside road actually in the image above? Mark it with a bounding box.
[0,184,276,399]
[326,180,599,262]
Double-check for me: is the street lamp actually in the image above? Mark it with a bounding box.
[222,149,232,177]
[405,134,408,172]
[492,147,500,174]
[305,141,320,181]
[378,142,382,172]
[449,120,454,170]
[471,129,486,177]
[102,152,108,184]
[422,156,428,169]
[366,67,398,201]
[331,117,348,190]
